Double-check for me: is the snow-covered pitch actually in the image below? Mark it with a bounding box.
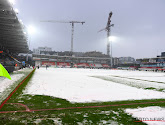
[125,106,165,125]
[24,68,165,103]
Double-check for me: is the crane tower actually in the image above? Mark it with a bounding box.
[98,12,114,56]
[41,20,85,53]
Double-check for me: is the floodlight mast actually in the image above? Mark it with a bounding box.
[41,20,85,53]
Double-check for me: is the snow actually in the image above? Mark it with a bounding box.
[13,67,33,73]
[98,75,165,91]
[24,68,165,103]
[95,69,165,91]
[125,106,165,125]
[0,68,33,103]
[0,74,24,94]
[109,70,165,84]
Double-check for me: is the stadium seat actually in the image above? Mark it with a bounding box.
[95,64,103,69]
[102,64,110,68]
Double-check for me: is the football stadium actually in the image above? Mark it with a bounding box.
[0,0,165,124]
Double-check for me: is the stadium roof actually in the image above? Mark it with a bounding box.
[0,0,29,53]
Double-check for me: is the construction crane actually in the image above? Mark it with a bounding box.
[98,11,114,67]
[98,12,114,56]
[41,20,85,53]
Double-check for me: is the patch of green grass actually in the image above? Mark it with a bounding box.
[1,92,165,124]
[0,106,148,124]
[39,119,55,125]
[144,87,156,90]
[144,87,165,92]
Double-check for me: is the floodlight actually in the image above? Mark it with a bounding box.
[109,36,116,41]
[19,19,23,24]
[14,8,19,14]
[27,25,36,35]
[9,0,15,5]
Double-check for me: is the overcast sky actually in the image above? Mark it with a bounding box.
[14,0,165,58]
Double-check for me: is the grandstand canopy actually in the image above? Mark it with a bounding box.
[0,0,29,53]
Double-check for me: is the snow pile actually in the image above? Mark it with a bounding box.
[125,106,165,125]
[24,68,165,103]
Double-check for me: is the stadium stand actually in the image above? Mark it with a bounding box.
[77,63,90,68]
[102,64,110,68]
[0,0,29,72]
[0,49,16,72]
[57,62,70,68]
[42,61,56,66]
[89,64,95,68]
[95,63,103,69]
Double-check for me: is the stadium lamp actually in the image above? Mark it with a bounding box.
[27,25,36,35]
[26,25,36,62]
[108,36,116,68]
[14,8,19,14]
[9,0,15,5]
[19,19,23,24]
[23,32,27,35]
[108,36,116,42]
